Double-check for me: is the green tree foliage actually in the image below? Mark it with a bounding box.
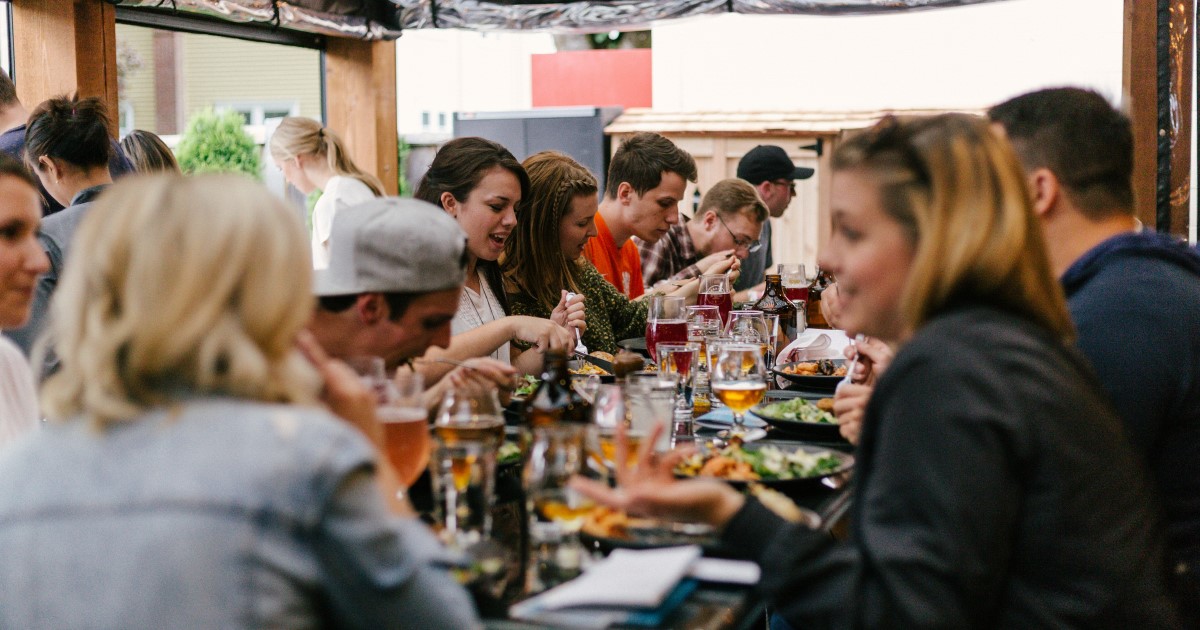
[176,109,262,179]
[397,135,412,197]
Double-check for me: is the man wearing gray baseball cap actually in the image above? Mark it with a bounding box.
[308,198,515,394]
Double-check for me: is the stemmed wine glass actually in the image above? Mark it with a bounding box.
[709,343,767,433]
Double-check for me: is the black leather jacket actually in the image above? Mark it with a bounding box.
[722,305,1181,629]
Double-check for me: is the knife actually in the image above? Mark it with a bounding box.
[573,351,614,374]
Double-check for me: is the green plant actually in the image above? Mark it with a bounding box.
[176,109,262,179]
[397,134,412,197]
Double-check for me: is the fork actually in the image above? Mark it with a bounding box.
[837,333,866,392]
[565,291,587,355]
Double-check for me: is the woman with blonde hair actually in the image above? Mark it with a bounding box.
[0,173,480,628]
[503,151,647,354]
[575,114,1180,627]
[119,129,180,174]
[269,117,384,269]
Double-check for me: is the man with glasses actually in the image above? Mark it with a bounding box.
[637,177,766,289]
[734,145,815,295]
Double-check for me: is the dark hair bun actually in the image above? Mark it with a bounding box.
[25,94,114,170]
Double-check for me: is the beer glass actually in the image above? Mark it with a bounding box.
[378,372,429,490]
[430,383,504,550]
[710,343,767,433]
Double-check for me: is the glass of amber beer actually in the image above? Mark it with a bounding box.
[709,343,767,434]
[430,383,505,549]
[378,372,430,490]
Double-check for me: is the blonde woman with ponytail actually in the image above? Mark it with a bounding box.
[269,117,384,269]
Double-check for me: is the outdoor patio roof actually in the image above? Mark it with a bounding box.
[108,0,1016,40]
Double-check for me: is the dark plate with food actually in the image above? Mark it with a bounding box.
[616,337,649,357]
[579,506,724,555]
[752,397,846,441]
[772,359,847,391]
[675,440,853,493]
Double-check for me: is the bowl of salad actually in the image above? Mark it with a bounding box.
[752,396,845,441]
[675,439,853,493]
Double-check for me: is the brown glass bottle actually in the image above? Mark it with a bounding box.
[753,274,798,344]
[523,351,592,428]
[805,268,833,329]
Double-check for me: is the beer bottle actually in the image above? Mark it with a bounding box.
[523,351,592,428]
[752,273,799,345]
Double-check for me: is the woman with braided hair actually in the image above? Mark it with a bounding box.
[269,117,383,269]
[503,151,647,355]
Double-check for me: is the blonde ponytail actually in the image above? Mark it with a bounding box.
[269,117,385,196]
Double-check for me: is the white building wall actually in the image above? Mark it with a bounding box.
[651,0,1126,271]
[652,0,1125,113]
[395,29,556,135]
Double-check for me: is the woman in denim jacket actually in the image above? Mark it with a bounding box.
[0,174,481,629]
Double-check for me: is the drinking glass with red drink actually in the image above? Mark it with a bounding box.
[645,295,687,360]
[698,274,733,326]
[778,263,810,305]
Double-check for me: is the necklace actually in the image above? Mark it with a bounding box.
[465,269,499,326]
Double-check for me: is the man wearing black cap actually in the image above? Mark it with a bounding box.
[735,145,815,293]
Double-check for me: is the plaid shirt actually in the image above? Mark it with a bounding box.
[636,216,703,289]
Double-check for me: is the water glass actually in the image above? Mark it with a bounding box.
[570,374,601,404]
[655,342,700,428]
[685,304,721,366]
[762,314,781,369]
[626,373,679,452]
[726,310,769,347]
[346,354,388,404]
[588,384,631,475]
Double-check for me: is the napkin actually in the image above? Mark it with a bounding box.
[779,329,850,362]
[509,545,703,627]
[695,407,768,429]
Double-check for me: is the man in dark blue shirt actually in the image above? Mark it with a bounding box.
[0,70,132,215]
[991,87,1200,626]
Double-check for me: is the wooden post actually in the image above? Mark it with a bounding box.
[1166,1,1194,235]
[325,39,399,195]
[11,0,119,135]
[1124,0,1160,231]
[1124,0,1196,236]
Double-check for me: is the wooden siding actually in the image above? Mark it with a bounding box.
[115,24,321,136]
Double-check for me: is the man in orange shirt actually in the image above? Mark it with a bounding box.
[584,132,698,299]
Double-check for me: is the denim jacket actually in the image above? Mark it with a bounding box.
[0,398,481,629]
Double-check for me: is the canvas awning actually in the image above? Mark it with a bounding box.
[603,107,987,137]
[109,0,1014,40]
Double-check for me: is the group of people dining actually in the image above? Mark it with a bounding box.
[0,78,1195,629]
